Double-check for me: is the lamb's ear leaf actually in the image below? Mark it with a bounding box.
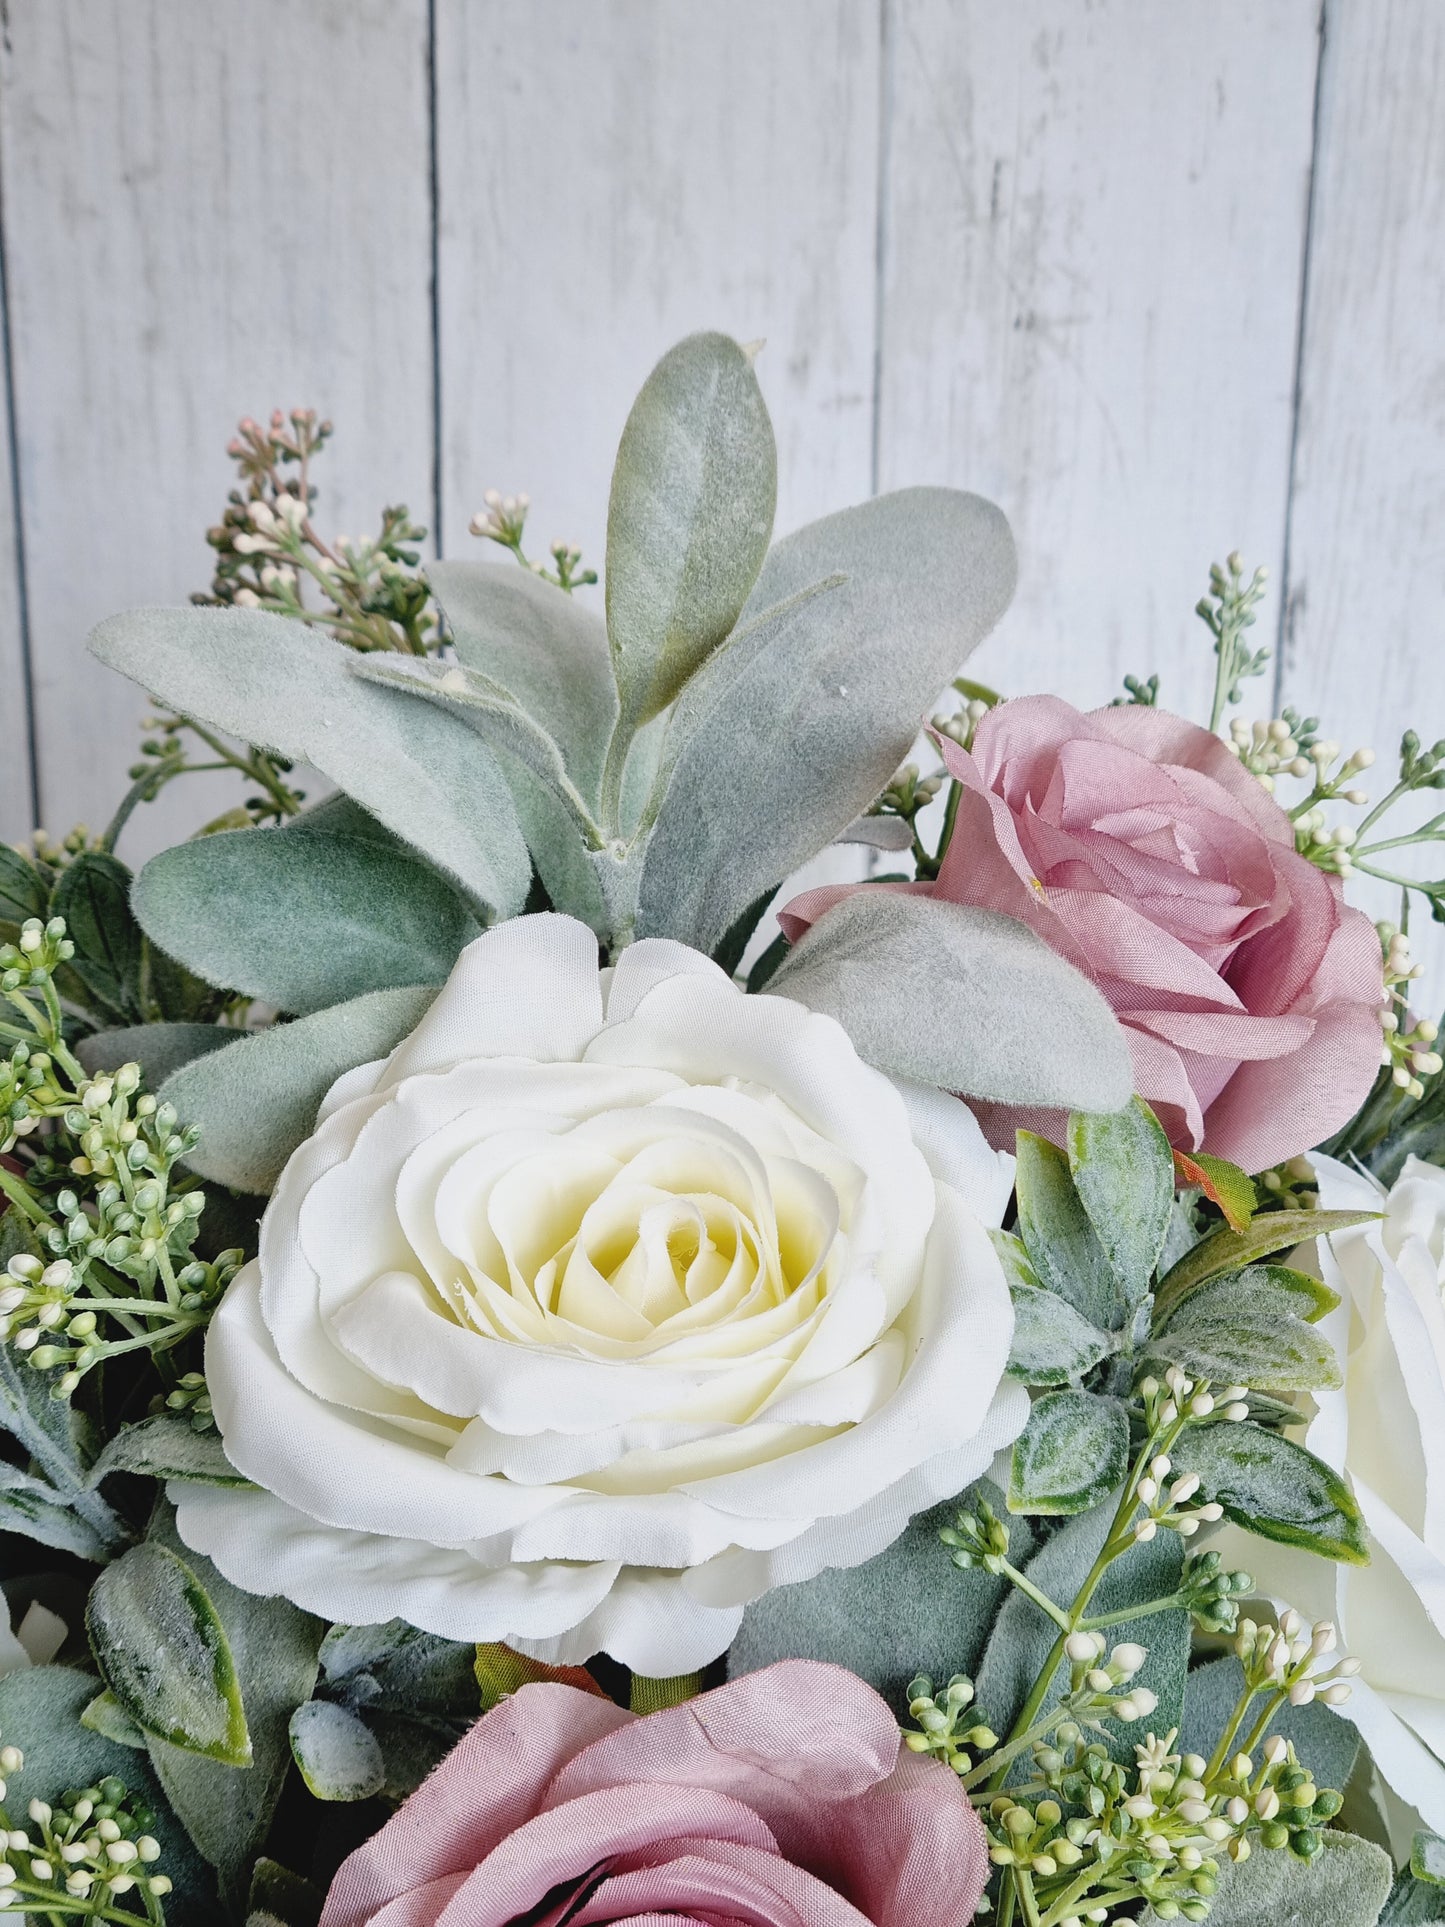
[1067,1098,1175,1306]
[766,894,1132,1111]
[288,1699,385,1801]
[1170,1419,1368,1564]
[77,1021,235,1086]
[727,1480,1036,1717]
[1007,1390,1129,1515]
[88,606,530,916]
[637,487,1016,951]
[1174,1148,1258,1230]
[51,850,143,1021]
[606,332,776,731]
[160,985,436,1194]
[133,827,476,1015]
[248,1858,325,1927]
[1201,1830,1392,1927]
[1014,1132,1129,1333]
[428,560,617,801]
[89,1415,251,1489]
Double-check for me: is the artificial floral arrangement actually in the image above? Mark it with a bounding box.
[0,332,1442,1927]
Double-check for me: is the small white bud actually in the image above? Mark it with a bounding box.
[1111,1642,1147,1678]
[1066,1632,1098,1664]
[1263,1735,1287,1766]
[1226,1797,1249,1825]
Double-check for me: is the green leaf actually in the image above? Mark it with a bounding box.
[0,843,47,926]
[1004,1276,1116,1386]
[1382,1872,1445,1926]
[0,1459,110,1558]
[81,1687,147,1747]
[975,1503,1188,1760]
[1147,1265,1342,1391]
[1153,1209,1378,1320]
[1415,1835,1445,1888]
[1008,1390,1129,1515]
[51,850,143,1019]
[1179,1657,1360,1798]
[1014,1132,1127,1332]
[429,560,618,802]
[90,1414,250,1488]
[288,1698,385,1800]
[1171,1419,1368,1564]
[766,893,1133,1112]
[160,984,435,1193]
[1195,1829,1392,1927]
[88,606,530,917]
[247,1860,324,1927]
[134,827,476,1015]
[319,1618,478,1720]
[1174,1148,1258,1230]
[145,1505,323,1895]
[606,332,776,730]
[87,1542,251,1765]
[1067,1098,1174,1304]
[77,1020,235,1086]
[636,486,1017,952]
[729,1481,1037,1717]
[0,1666,215,1919]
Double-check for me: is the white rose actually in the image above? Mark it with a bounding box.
[1221,1153,1445,1838]
[175,914,1026,1674]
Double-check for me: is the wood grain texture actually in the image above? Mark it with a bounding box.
[433,0,882,574]
[0,243,31,837]
[876,0,1322,723]
[1279,0,1445,989]
[0,0,434,859]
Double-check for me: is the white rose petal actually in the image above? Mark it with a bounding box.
[175,914,1024,1673]
[1215,1152,1445,1843]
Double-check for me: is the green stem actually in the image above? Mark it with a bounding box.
[998,1560,1072,1632]
[960,1702,1074,1790]
[1013,1867,1044,1927]
[1078,1591,1188,1632]
[1353,777,1412,843]
[1203,1683,1264,1784]
[0,1162,51,1227]
[934,778,964,871]
[1039,1863,1112,1927]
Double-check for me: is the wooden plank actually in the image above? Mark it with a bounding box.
[0,0,434,863]
[0,228,33,844]
[434,0,882,575]
[876,0,1322,725]
[1278,0,1445,993]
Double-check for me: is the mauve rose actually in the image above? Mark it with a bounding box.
[319,1661,988,1927]
[785,697,1383,1174]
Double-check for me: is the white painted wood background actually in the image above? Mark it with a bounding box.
[0,1,1442,983]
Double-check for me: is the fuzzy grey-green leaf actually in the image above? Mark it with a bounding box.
[0,1460,110,1558]
[1014,1132,1128,1332]
[160,984,435,1194]
[87,1542,251,1764]
[1068,1097,1174,1305]
[88,605,530,916]
[78,1021,235,1086]
[1171,1419,1367,1564]
[90,1415,250,1488]
[637,487,1017,951]
[606,332,776,731]
[1147,1266,1342,1391]
[1008,1390,1129,1515]
[289,1699,385,1801]
[1191,1829,1392,1926]
[429,560,616,800]
[134,828,476,1015]
[1005,1279,1116,1386]
[767,893,1133,1110]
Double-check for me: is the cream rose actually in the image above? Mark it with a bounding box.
[174,915,1026,1674]
[1219,1154,1445,1838]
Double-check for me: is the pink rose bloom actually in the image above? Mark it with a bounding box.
[785,697,1383,1174]
[319,1660,988,1927]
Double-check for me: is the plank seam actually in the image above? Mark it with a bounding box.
[1274,0,1330,711]
[427,0,444,558]
[868,0,893,500]
[0,54,38,831]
